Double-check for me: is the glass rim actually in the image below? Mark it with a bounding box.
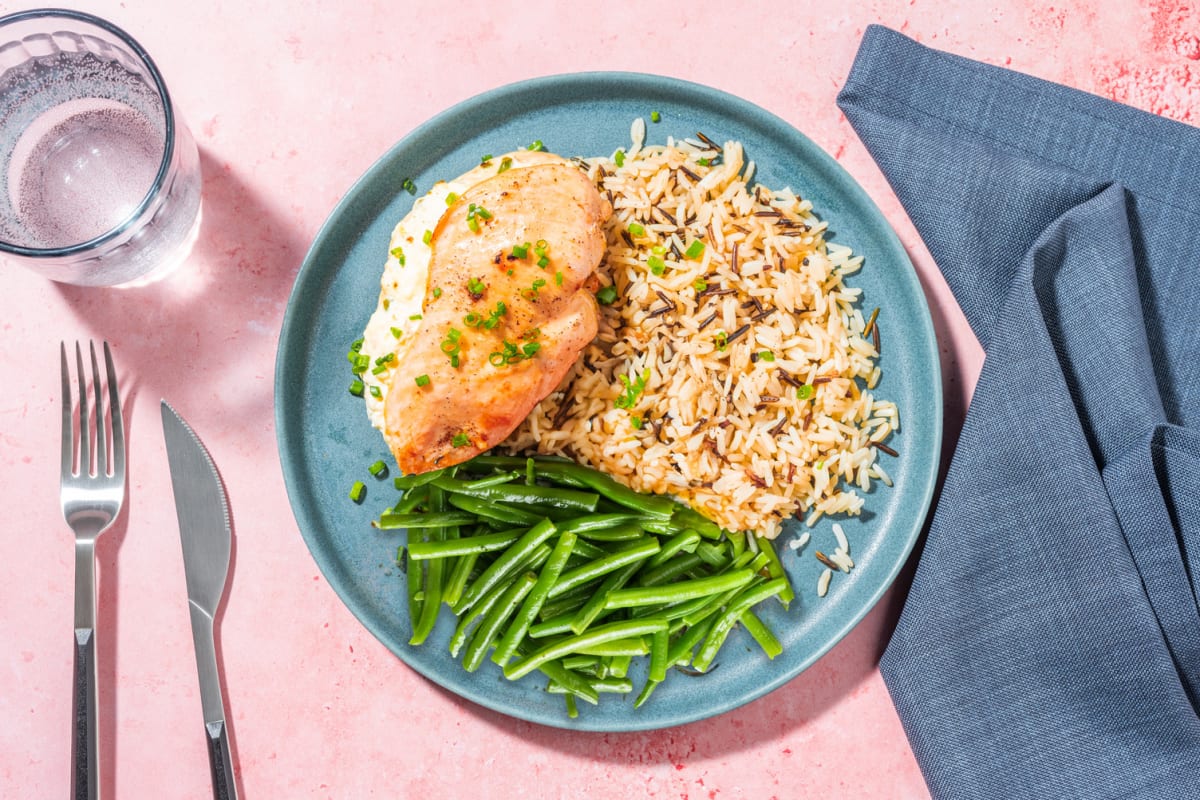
[0,7,177,258]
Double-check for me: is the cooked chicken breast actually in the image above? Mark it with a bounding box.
[380,154,610,474]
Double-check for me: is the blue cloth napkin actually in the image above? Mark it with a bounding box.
[837,26,1200,799]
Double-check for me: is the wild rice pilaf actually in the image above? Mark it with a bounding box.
[505,122,898,538]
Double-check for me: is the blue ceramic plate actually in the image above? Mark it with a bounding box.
[275,72,941,731]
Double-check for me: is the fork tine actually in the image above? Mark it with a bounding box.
[75,341,90,477]
[103,342,125,482]
[89,341,107,478]
[60,342,73,479]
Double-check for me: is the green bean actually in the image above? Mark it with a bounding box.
[648,627,670,682]
[504,618,669,680]
[446,493,543,527]
[409,486,448,645]
[392,467,446,490]
[441,549,479,608]
[378,510,477,529]
[448,544,551,657]
[461,470,523,490]
[695,541,732,568]
[604,569,756,610]
[740,609,782,659]
[548,538,661,599]
[668,615,717,666]
[407,528,524,559]
[560,654,600,671]
[726,530,747,558]
[535,585,597,621]
[492,532,578,667]
[574,637,650,657]
[462,572,537,672]
[573,522,645,542]
[605,655,632,678]
[527,613,576,639]
[391,485,430,514]
[564,694,579,718]
[647,529,701,567]
[670,505,722,539]
[405,547,424,639]
[554,513,642,535]
[568,538,610,560]
[471,456,677,519]
[636,552,705,586]
[680,582,751,628]
[569,562,640,634]
[755,535,794,608]
[547,677,633,694]
[634,678,660,708]
[483,484,600,512]
[452,518,556,614]
[693,578,788,672]
[539,666,599,705]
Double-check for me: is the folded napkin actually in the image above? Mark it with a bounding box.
[838,26,1200,799]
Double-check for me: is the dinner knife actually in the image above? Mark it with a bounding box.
[161,401,239,800]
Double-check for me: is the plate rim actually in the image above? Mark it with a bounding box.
[275,69,943,731]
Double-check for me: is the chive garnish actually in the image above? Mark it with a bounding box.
[684,240,705,260]
[797,384,814,400]
[596,285,618,305]
[368,460,388,477]
[348,379,364,396]
[415,374,431,387]
[349,481,366,503]
[451,433,470,447]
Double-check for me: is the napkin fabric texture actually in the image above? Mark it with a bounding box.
[838,26,1200,799]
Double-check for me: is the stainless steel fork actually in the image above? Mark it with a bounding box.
[61,341,125,800]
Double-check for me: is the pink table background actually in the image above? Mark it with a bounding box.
[2,1,1196,797]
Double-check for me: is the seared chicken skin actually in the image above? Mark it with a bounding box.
[383,155,611,474]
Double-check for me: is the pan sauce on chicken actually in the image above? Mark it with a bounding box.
[360,152,611,474]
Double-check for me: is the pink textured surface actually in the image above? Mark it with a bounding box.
[1,1,1196,797]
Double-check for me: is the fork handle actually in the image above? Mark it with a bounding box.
[72,627,98,800]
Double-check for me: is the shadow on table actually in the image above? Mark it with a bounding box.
[53,146,307,438]
[55,146,305,798]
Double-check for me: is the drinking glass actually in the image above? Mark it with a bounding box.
[0,9,202,287]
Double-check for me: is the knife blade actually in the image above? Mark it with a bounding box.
[161,400,239,800]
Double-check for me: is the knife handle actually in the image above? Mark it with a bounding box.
[71,628,98,800]
[205,720,238,800]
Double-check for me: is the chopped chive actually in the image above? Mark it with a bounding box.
[468,216,480,233]
[445,192,458,206]
[650,110,661,123]
[390,327,403,338]
[415,374,431,387]
[628,222,645,237]
[480,153,493,164]
[348,379,364,396]
[371,364,388,375]
[684,239,705,260]
[511,242,529,259]
[349,337,364,353]
[375,352,395,365]
[537,255,550,268]
[698,157,711,167]
[402,178,417,194]
[651,244,667,255]
[797,384,815,400]
[432,287,443,299]
[647,255,665,275]
[758,350,776,362]
[467,277,486,295]
[447,328,462,342]
[630,416,643,429]
[369,385,382,398]
[349,481,366,503]
[693,278,708,292]
[527,140,546,152]
[555,271,564,286]
[614,149,626,167]
[422,229,432,245]
[389,246,406,265]
[451,432,470,448]
[596,285,618,305]
[368,460,388,477]
[714,331,728,352]
[409,313,422,321]
[498,156,513,173]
